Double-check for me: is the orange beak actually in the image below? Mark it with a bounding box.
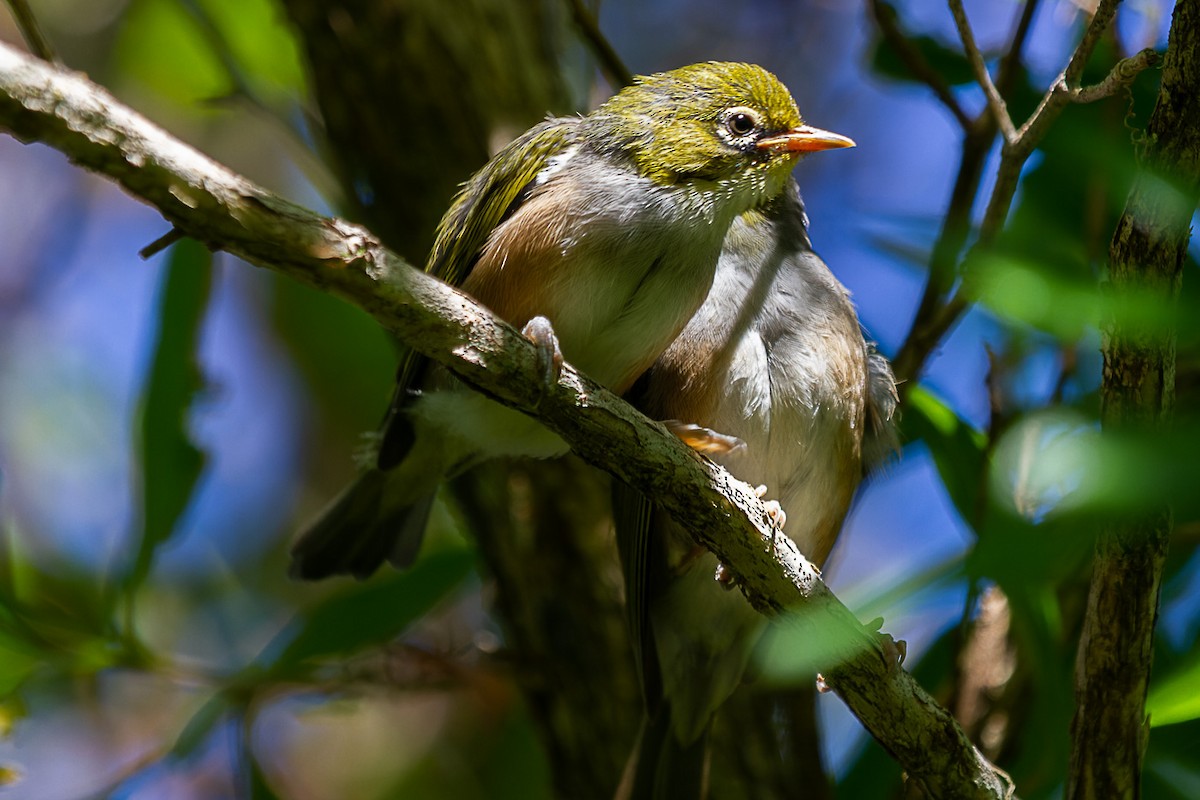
[756,124,856,154]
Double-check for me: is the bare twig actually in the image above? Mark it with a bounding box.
[898,1,1152,387]
[890,0,1041,386]
[995,0,1042,97]
[564,0,632,88]
[1011,0,1124,154]
[0,41,1014,799]
[869,0,971,129]
[1072,48,1160,103]
[948,0,1017,142]
[139,227,185,260]
[4,0,57,63]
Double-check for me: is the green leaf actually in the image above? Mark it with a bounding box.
[1148,650,1200,727]
[115,0,232,106]
[264,550,475,675]
[901,386,987,521]
[247,747,282,800]
[128,239,212,592]
[0,629,41,698]
[869,2,975,87]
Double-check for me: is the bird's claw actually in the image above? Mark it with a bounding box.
[714,562,738,590]
[665,421,746,456]
[522,316,563,393]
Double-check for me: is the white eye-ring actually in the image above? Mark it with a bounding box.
[721,106,762,139]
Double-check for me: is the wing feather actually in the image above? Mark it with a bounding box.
[378,117,580,469]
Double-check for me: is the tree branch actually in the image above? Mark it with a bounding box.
[1072,48,1160,104]
[868,0,971,130]
[0,41,1012,799]
[947,0,1017,143]
[564,0,632,88]
[3,0,58,64]
[1067,0,1200,796]
[891,0,1041,386]
[899,0,1151,385]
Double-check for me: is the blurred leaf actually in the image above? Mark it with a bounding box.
[247,747,282,800]
[1145,720,1200,799]
[170,694,229,758]
[868,0,975,88]
[970,511,1094,593]
[115,0,232,105]
[193,0,306,98]
[1147,650,1200,727]
[901,386,987,522]
[264,550,475,675]
[128,240,212,592]
[0,630,41,698]
[270,277,396,443]
[0,764,20,788]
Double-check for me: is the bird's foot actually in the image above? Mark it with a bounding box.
[753,485,789,531]
[752,485,790,557]
[714,562,738,591]
[521,316,563,393]
[665,421,745,456]
[865,616,907,671]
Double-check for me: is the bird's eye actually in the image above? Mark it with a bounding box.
[723,107,760,138]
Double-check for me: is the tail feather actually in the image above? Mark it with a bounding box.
[616,705,710,800]
[289,470,430,580]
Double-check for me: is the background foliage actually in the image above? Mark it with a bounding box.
[1,1,1198,798]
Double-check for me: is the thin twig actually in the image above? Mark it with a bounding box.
[869,0,971,129]
[891,0,1041,386]
[564,0,632,88]
[995,0,1043,97]
[4,0,58,63]
[1072,48,1160,103]
[1063,0,1122,88]
[913,0,1150,386]
[948,0,1017,143]
[139,227,185,259]
[1012,0,1125,151]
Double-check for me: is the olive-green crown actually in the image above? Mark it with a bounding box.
[581,61,804,184]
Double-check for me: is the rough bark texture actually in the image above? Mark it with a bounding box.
[1067,2,1200,798]
[0,42,1013,799]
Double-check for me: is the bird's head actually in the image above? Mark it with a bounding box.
[582,62,853,204]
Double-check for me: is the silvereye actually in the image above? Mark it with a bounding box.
[290,62,855,580]
[614,181,899,799]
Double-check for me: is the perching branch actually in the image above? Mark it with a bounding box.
[0,41,1012,799]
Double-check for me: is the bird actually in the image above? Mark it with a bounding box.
[289,62,857,580]
[614,180,899,799]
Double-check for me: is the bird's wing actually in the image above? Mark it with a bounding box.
[377,117,580,469]
[862,342,900,473]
